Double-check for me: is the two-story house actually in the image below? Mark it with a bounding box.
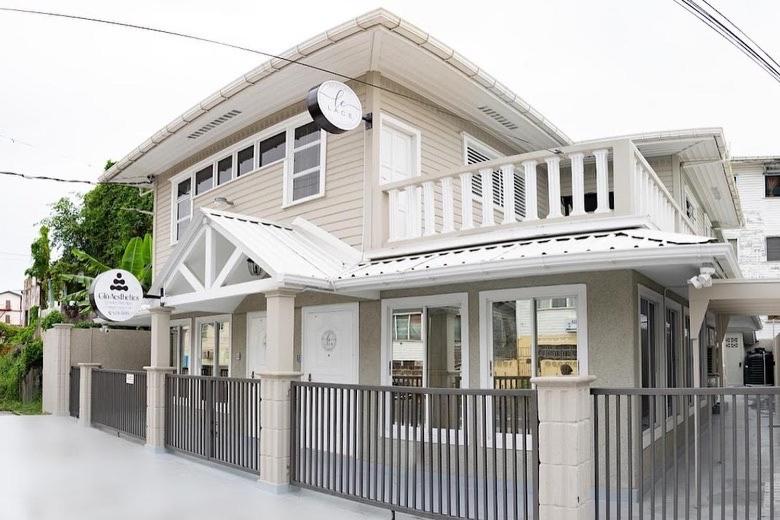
[100,9,741,407]
[0,290,23,326]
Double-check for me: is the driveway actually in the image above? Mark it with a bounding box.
[0,415,388,520]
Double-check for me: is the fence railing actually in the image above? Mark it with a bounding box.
[291,381,539,520]
[91,369,147,439]
[164,374,262,474]
[69,366,80,418]
[493,376,531,390]
[592,387,778,519]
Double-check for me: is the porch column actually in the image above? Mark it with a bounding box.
[532,375,596,520]
[258,289,300,492]
[145,306,175,450]
[42,323,72,416]
[77,362,101,427]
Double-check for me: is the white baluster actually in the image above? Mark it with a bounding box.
[635,162,645,216]
[545,156,562,219]
[388,189,399,241]
[501,164,516,224]
[522,160,538,221]
[569,153,586,216]
[404,185,419,238]
[441,177,454,233]
[422,181,435,236]
[459,172,474,230]
[480,168,495,227]
[594,149,610,214]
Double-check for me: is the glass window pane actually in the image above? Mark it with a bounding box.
[177,198,190,220]
[237,145,255,176]
[176,218,190,240]
[259,132,286,167]
[426,306,462,390]
[200,323,215,376]
[391,311,423,389]
[491,300,532,389]
[409,313,422,341]
[169,327,179,374]
[766,174,780,197]
[218,321,231,377]
[292,170,320,201]
[293,144,321,173]
[181,326,191,375]
[195,165,213,195]
[536,296,578,377]
[177,178,191,198]
[294,122,319,148]
[217,156,233,185]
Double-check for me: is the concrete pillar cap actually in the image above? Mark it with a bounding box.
[52,323,74,329]
[530,375,596,387]
[149,306,175,315]
[77,362,102,368]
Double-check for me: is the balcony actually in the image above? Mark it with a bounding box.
[378,139,700,255]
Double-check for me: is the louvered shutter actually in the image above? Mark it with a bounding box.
[466,143,525,217]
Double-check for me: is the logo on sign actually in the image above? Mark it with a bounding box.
[89,269,143,322]
[306,80,363,134]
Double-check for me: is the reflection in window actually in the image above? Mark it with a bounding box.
[200,323,215,376]
[766,173,780,197]
[195,165,214,195]
[640,298,658,431]
[290,123,322,202]
[217,156,233,185]
[237,145,255,177]
[259,132,286,167]
[536,297,578,377]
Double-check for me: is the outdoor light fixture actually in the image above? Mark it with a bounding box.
[688,266,716,289]
[246,259,267,278]
[213,196,234,208]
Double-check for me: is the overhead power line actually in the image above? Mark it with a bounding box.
[673,0,780,84]
[0,170,151,187]
[0,6,561,156]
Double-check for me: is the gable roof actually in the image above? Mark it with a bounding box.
[102,8,570,183]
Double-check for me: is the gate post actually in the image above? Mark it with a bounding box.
[42,323,73,416]
[532,375,596,520]
[145,306,175,450]
[77,362,101,427]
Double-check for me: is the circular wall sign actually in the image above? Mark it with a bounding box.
[321,329,337,352]
[306,80,363,134]
[89,269,144,322]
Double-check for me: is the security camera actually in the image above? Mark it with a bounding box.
[688,276,703,289]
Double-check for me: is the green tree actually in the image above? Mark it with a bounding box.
[24,226,51,307]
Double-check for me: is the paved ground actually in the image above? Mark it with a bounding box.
[0,415,390,520]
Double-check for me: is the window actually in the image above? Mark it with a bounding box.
[393,312,422,341]
[4,300,9,310]
[288,122,324,203]
[728,238,738,260]
[4,316,8,324]
[640,297,658,430]
[217,156,233,185]
[236,145,255,177]
[169,324,191,375]
[465,135,525,217]
[665,308,678,416]
[258,132,286,168]
[195,165,213,195]
[380,115,419,184]
[765,173,780,197]
[767,237,780,261]
[198,317,231,377]
[174,179,192,241]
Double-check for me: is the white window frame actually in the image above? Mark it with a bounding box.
[170,318,193,375]
[168,113,320,244]
[171,177,193,244]
[479,284,588,391]
[379,113,422,184]
[283,116,327,207]
[195,314,232,378]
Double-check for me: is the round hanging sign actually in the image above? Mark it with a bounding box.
[89,269,144,322]
[306,80,363,134]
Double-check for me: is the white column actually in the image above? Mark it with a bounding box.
[594,149,610,214]
[532,375,596,520]
[546,156,562,218]
[145,306,175,450]
[569,153,586,216]
[258,289,300,492]
[441,177,454,233]
[42,323,73,416]
[522,160,539,221]
[388,189,399,240]
[501,164,517,224]
[459,172,474,230]
[78,362,101,427]
[479,168,495,227]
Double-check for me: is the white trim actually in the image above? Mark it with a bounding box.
[283,118,327,207]
[462,132,502,165]
[379,112,422,183]
[478,284,588,390]
[300,303,360,384]
[245,311,267,378]
[380,293,469,388]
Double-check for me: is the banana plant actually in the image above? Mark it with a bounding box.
[60,233,152,314]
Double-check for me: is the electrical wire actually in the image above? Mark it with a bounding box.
[0,6,563,155]
[0,170,151,187]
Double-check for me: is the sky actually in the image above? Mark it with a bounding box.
[1,0,779,293]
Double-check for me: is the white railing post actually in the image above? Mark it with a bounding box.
[441,177,455,233]
[422,181,436,236]
[594,149,610,214]
[545,156,562,219]
[569,152,586,217]
[501,164,516,224]
[459,172,474,230]
[404,186,420,238]
[388,189,400,240]
[522,160,538,221]
[479,168,495,227]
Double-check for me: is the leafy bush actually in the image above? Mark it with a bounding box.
[28,305,39,324]
[0,339,42,403]
[41,310,64,330]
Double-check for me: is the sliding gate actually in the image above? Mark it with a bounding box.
[164,374,262,474]
[291,381,539,520]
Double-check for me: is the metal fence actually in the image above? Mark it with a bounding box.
[291,382,539,520]
[592,387,779,519]
[69,366,80,418]
[164,374,262,474]
[91,369,147,439]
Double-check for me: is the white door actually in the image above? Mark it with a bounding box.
[301,303,359,384]
[245,312,267,379]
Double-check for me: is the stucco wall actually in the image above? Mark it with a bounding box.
[69,328,151,370]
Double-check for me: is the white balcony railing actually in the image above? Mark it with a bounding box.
[380,139,699,248]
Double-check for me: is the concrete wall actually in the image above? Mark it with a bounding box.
[69,328,151,370]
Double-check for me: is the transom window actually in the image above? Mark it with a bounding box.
[170,114,326,242]
[392,312,422,341]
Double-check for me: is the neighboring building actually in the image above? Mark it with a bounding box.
[0,290,23,326]
[21,276,42,325]
[99,9,742,400]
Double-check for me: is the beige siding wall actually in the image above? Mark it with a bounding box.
[153,83,367,280]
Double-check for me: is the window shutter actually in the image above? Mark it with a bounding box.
[767,237,780,261]
[466,143,525,217]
